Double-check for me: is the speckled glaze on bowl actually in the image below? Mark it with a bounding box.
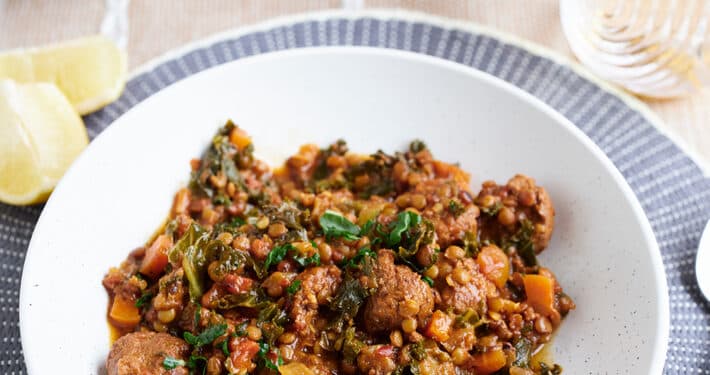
[20,48,668,374]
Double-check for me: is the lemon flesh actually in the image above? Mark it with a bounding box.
[0,80,88,205]
[0,35,126,115]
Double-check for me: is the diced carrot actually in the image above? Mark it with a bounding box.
[189,158,202,171]
[139,234,173,279]
[229,337,260,370]
[476,245,510,288]
[432,160,455,178]
[171,188,191,216]
[424,310,453,342]
[470,348,507,374]
[523,274,556,317]
[109,295,141,328]
[229,126,252,150]
[432,160,471,184]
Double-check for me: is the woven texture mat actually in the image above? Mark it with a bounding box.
[2,14,709,374]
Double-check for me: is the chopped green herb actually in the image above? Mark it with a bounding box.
[319,210,361,241]
[448,199,464,217]
[508,219,537,266]
[341,247,376,269]
[409,140,427,153]
[220,339,230,356]
[480,200,503,216]
[162,356,186,370]
[409,341,426,361]
[421,275,434,287]
[512,337,532,368]
[258,341,283,370]
[463,231,480,258]
[340,326,365,363]
[256,303,288,346]
[229,216,246,227]
[294,252,320,267]
[263,243,293,271]
[213,194,232,206]
[193,302,201,329]
[386,211,421,247]
[286,280,302,295]
[360,219,375,236]
[455,308,482,328]
[134,292,153,308]
[235,321,248,337]
[183,324,227,348]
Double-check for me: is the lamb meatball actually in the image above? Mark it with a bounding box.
[476,174,555,254]
[289,265,342,337]
[409,178,480,248]
[436,257,498,314]
[364,250,434,334]
[106,332,190,375]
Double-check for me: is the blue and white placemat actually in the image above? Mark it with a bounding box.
[2,11,709,374]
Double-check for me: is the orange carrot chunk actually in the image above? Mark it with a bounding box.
[229,126,252,150]
[424,310,453,342]
[139,234,173,279]
[470,348,507,374]
[109,295,141,328]
[523,274,556,317]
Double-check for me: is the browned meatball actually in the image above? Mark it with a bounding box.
[106,332,190,375]
[289,265,342,337]
[476,174,555,254]
[364,250,435,334]
[409,178,479,248]
[436,257,498,314]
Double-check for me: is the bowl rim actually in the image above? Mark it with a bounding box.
[19,46,670,374]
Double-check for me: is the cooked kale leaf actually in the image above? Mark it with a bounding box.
[513,337,532,368]
[319,210,361,241]
[329,273,372,332]
[183,324,227,348]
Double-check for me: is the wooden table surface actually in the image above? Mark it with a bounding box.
[2,0,708,169]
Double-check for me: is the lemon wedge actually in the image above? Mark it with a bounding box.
[0,80,88,205]
[0,35,126,115]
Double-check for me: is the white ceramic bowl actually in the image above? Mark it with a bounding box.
[19,47,669,374]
